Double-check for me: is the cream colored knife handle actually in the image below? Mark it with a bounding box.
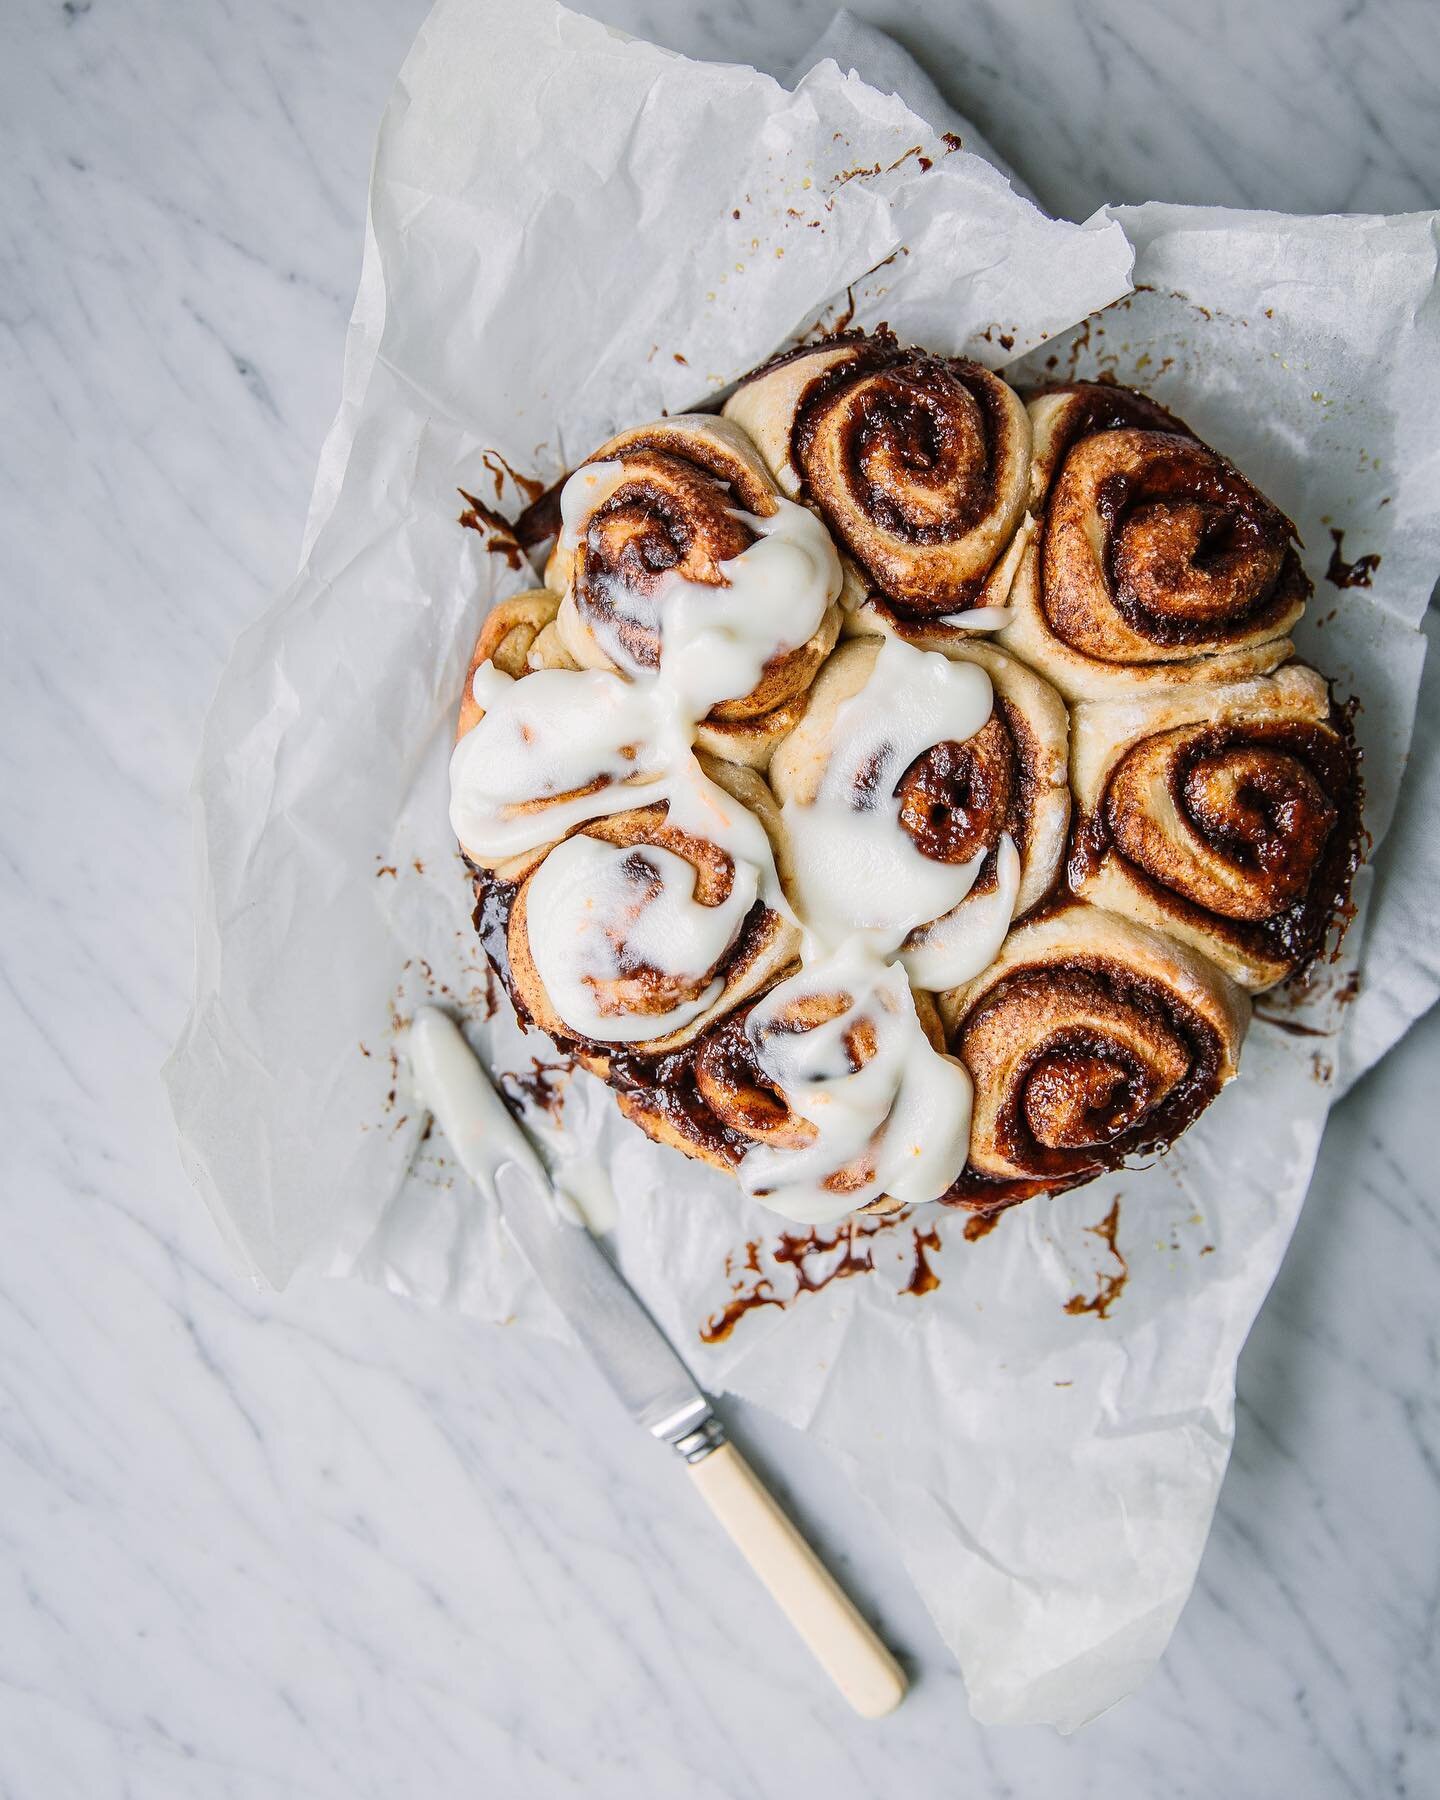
[687,1440,906,1719]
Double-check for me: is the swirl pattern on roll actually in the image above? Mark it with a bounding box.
[1068,663,1361,989]
[546,415,842,769]
[489,753,800,1058]
[770,635,1070,989]
[937,906,1249,1208]
[997,383,1307,699]
[723,333,1032,624]
[448,351,1363,1230]
[610,947,969,1224]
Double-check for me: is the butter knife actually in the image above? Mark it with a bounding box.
[407,1006,907,1719]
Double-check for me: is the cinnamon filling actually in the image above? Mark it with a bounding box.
[953,962,1225,1181]
[894,716,1015,865]
[1099,716,1359,966]
[573,452,756,668]
[789,337,1024,616]
[1093,449,1300,646]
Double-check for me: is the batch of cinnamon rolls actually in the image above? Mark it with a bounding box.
[449,333,1362,1227]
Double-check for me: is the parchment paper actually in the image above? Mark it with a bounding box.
[165,0,1440,1729]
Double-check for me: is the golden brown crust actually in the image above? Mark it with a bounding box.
[725,335,1032,621]
[937,906,1249,1202]
[998,384,1305,699]
[455,590,570,739]
[451,365,1362,1226]
[1068,664,1362,989]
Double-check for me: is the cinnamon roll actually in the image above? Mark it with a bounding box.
[998,383,1307,700]
[937,906,1249,1207]
[723,334,1032,628]
[769,634,1069,988]
[449,604,670,879]
[546,415,843,769]
[615,946,970,1224]
[445,348,1364,1232]
[496,753,800,1058]
[1069,663,1361,989]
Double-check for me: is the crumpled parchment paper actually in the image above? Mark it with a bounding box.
[165,0,1440,1729]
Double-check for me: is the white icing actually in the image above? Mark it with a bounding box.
[560,456,839,714]
[406,1007,548,1202]
[900,832,1021,990]
[559,460,625,549]
[449,425,1036,1216]
[448,662,668,860]
[937,605,1015,630]
[738,943,972,1224]
[781,636,1020,981]
[525,830,758,1043]
[656,500,840,719]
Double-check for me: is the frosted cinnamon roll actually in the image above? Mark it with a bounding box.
[498,754,800,1058]
[449,605,670,878]
[998,383,1307,700]
[723,334,1032,627]
[546,416,843,769]
[615,946,970,1224]
[1069,663,1362,989]
[938,906,1249,1207]
[770,635,1070,989]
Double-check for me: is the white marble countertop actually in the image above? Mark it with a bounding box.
[5,0,1438,1793]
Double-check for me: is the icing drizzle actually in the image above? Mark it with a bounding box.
[450,428,1010,1217]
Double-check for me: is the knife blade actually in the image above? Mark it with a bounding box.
[495,1162,717,1451]
[405,1005,907,1717]
[407,1005,715,1449]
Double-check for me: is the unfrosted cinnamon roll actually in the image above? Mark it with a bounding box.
[769,634,1069,989]
[497,754,800,1058]
[938,906,1249,1207]
[614,946,970,1223]
[723,334,1032,628]
[546,415,843,769]
[998,383,1306,700]
[1069,663,1361,989]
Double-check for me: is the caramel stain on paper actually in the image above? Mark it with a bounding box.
[458,489,525,571]
[1325,528,1381,590]
[480,449,546,506]
[1252,1007,1332,1038]
[1063,1197,1129,1321]
[700,1209,946,1344]
[499,1056,572,1125]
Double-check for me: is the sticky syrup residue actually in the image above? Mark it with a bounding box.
[499,1056,572,1124]
[700,1209,945,1344]
[458,488,525,570]
[1325,528,1381,590]
[1252,1007,1332,1038]
[1063,1197,1129,1321]
[480,449,546,507]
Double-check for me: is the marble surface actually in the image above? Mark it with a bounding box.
[4,0,1438,1794]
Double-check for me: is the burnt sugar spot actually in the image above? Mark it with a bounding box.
[1325,528,1381,590]
[1063,1196,1129,1321]
[700,1209,945,1343]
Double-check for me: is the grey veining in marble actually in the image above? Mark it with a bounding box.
[3,0,1438,1794]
